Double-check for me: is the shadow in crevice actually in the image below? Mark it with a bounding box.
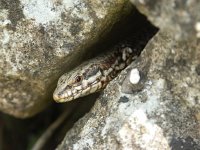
[84,6,159,60]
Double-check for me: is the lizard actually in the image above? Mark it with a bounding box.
[53,27,157,103]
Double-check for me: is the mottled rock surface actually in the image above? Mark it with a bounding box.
[0,0,131,118]
[130,0,200,41]
[57,1,200,150]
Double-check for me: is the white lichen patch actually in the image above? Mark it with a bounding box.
[129,68,140,84]
[1,29,10,45]
[20,0,95,26]
[0,9,11,27]
[73,138,94,150]
[119,79,166,117]
[0,19,11,27]
[20,0,97,58]
[0,9,11,46]
[21,0,62,25]
[118,110,170,149]
[0,9,8,21]
[21,0,83,25]
[101,116,120,138]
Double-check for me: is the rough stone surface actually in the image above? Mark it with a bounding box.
[57,1,200,149]
[0,0,131,118]
[130,0,200,41]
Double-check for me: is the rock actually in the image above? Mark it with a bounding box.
[130,0,200,41]
[0,0,132,118]
[57,1,200,149]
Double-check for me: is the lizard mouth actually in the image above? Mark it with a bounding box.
[53,80,103,103]
[53,88,81,103]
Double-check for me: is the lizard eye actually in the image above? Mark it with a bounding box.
[75,75,82,82]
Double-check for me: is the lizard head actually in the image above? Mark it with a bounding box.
[53,63,104,102]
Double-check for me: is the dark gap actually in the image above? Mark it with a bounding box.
[82,7,159,60]
[0,92,100,150]
[40,93,100,150]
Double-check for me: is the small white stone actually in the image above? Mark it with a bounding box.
[195,22,200,38]
[195,22,200,31]
[129,68,140,84]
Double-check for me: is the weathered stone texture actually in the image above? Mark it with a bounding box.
[130,0,200,41]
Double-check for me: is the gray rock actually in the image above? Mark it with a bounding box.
[0,0,131,118]
[57,1,200,149]
[130,0,200,41]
